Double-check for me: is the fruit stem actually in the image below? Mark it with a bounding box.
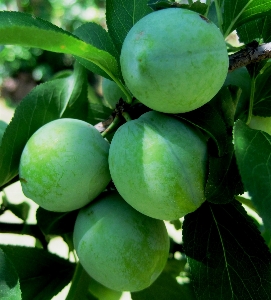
[65,263,91,300]
[122,112,132,122]
[246,76,256,125]
[101,115,121,137]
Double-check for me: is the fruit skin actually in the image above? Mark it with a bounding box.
[102,77,126,109]
[249,115,271,135]
[73,191,169,292]
[109,111,208,220]
[19,118,111,212]
[120,8,229,113]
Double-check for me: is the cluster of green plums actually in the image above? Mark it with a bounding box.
[18,8,230,292]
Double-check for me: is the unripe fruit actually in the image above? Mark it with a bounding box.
[249,115,271,135]
[102,77,126,109]
[19,118,111,212]
[73,191,169,292]
[109,111,208,220]
[120,8,228,113]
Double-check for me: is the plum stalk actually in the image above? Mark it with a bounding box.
[66,263,91,300]
[101,115,121,137]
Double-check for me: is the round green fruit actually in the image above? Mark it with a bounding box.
[19,118,111,212]
[102,77,126,109]
[120,8,229,113]
[109,111,208,220]
[73,191,169,292]
[249,115,271,135]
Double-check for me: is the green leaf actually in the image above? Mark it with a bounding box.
[73,22,119,79]
[0,120,8,143]
[7,202,30,222]
[131,271,196,300]
[210,86,240,127]
[253,61,271,116]
[106,0,152,54]
[176,102,229,157]
[0,11,119,79]
[36,207,79,235]
[0,248,21,300]
[0,245,75,300]
[88,103,113,126]
[183,201,271,299]
[205,147,244,204]
[234,120,271,232]
[237,15,271,43]
[223,67,251,120]
[219,0,271,37]
[0,63,87,188]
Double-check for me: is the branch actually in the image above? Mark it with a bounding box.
[229,42,271,72]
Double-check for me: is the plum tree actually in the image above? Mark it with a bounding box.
[19,118,111,212]
[109,111,208,220]
[120,8,229,114]
[102,77,126,109]
[248,115,271,135]
[73,191,169,292]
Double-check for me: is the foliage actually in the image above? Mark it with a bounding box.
[1,0,271,299]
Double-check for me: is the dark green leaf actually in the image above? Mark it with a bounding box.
[237,15,271,43]
[210,86,239,127]
[253,61,271,116]
[36,207,79,235]
[106,0,152,54]
[224,67,251,120]
[88,103,113,126]
[0,63,87,188]
[234,120,271,232]
[205,147,244,204]
[0,11,119,79]
[7,202,30,222]
[175,102,229,157]
[183,201,271,300]
[0,120,8,142]
[0,248,21,300]
[220,0,271,37]
[73,22,119,79]
[163,257,187,277]
[0,245,75,300]
[131,271,196,300]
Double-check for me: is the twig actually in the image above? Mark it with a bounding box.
[229,42,271,72]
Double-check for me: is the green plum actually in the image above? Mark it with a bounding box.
[19,118,111,212]
[102,77,126,109]
[120,8,228,113]
[109,111,208,220]
[73,191,169,292]
[249,115,271,135]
